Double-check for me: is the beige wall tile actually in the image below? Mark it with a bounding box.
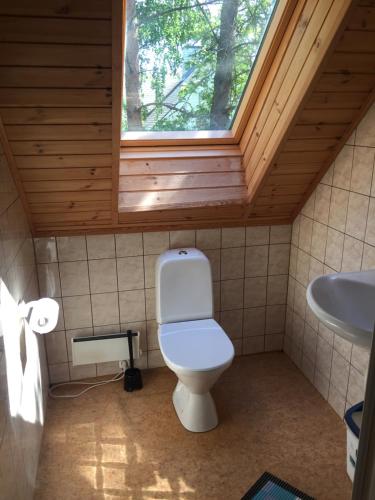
[91,292,119,326]
[143,231,169,254]
[298,216,313,253]
[221,247,245,280]
[314,369,329,400]
[324,228,344,271]
[315,336,333,379]
[144,254,158,288]
[246,226,269,246]
[305,305,319,332]
[49,363,69,384]
[86,234,115,259]
[220,309,243,340]
[301,355,315,383]
[97,361,121,376]
[221,227,245,248]
[347,130,356,146]
[117,256,144,291]
[267,275,288,305]
[345,192,369,240]
[289,244,297,277]
[34,237,57,264]
[318,322,334,346]
[291,342,302,368]
[69,362,96,381]
[169,230,195,248]
[328,385,346,419]
[341,235,363,272]
[115,233,143,257]
[268,244,290,275]
[148,349,166,368]
[331,350,349,397]
[221,279,244,310]
[309,256,323,282]
[332,145,353,190]
[94,324,120,335]
[347,365,366,405]
[245,245,268,277]
[296,249,310,286]
[270,225,291,244]
[56,236,87,261]
[328,188,349,232]
[293,282,307,319]
[243,306,265,336]
[321,164,333,185]
[301,193,315,218]
[265,305,285,334]
[351,345,370,376]
[213,281,220,311]
[310,222,327,263]
[243,335,264,355]
[303,324,317,362]
[265,334,283,351]
[204,249,221,281]
[145,288,156,320]
[291,216,300,246]
[365,197,375,245]
[146,320,158,350]
[292,312,304,346]
[287,276,295,307]
[63,295,92,330]
[362,243,375,270]
[313,184,331,225]
[196,228,221,249]
[333,334,352,362]
[89,258,117,293]
[60,261,90,296]
[244,277,266,307]
[119,289,146,323]
[37,263,61,297]
[45,331,67,364]
[352,146,374,196]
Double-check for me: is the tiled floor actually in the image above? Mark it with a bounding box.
[35,353,352,500]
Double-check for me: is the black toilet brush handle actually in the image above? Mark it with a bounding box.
[127,329,134,369]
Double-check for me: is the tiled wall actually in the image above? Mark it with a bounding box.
[35,225,291,383]
[285,103,375,418]
[0,141,48,498]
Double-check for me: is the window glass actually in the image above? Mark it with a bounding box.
[123,0,277,132]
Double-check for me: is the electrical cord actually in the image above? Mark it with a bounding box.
[48,371,125,399]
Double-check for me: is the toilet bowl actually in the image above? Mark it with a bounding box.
[155,249,234,432]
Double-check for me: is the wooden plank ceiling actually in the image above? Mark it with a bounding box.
[0,0,374,235]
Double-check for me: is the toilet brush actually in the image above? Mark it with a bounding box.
[124,330,143,392]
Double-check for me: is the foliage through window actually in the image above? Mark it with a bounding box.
[122,0,277,133]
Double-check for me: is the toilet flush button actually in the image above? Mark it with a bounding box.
[179,250,188,255]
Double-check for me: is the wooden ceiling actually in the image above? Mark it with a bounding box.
[0,0,374,236]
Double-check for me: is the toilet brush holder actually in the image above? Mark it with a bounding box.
[124,330,143,392]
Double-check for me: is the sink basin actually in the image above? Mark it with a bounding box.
[306,270,375,349]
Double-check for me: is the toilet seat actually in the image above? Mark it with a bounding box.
[159,318,234,372]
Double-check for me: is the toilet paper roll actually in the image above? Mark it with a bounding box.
[27,298,59,334]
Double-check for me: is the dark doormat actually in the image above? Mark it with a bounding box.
[241,472,315,499]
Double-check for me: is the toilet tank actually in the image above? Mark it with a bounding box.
[156,248,213,324]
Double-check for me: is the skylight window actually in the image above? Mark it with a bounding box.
[122,0,277,133]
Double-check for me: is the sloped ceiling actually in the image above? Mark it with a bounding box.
[0,0,374,236]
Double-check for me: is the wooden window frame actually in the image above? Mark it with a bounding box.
[118,0,298,149]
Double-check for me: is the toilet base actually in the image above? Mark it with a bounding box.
[172,381,218,432]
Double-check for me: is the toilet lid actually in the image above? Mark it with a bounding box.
[159,319,234,372]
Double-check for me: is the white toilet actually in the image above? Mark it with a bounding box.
[155,248,234,432]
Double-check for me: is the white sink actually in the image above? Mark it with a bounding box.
[306,270,375,349]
